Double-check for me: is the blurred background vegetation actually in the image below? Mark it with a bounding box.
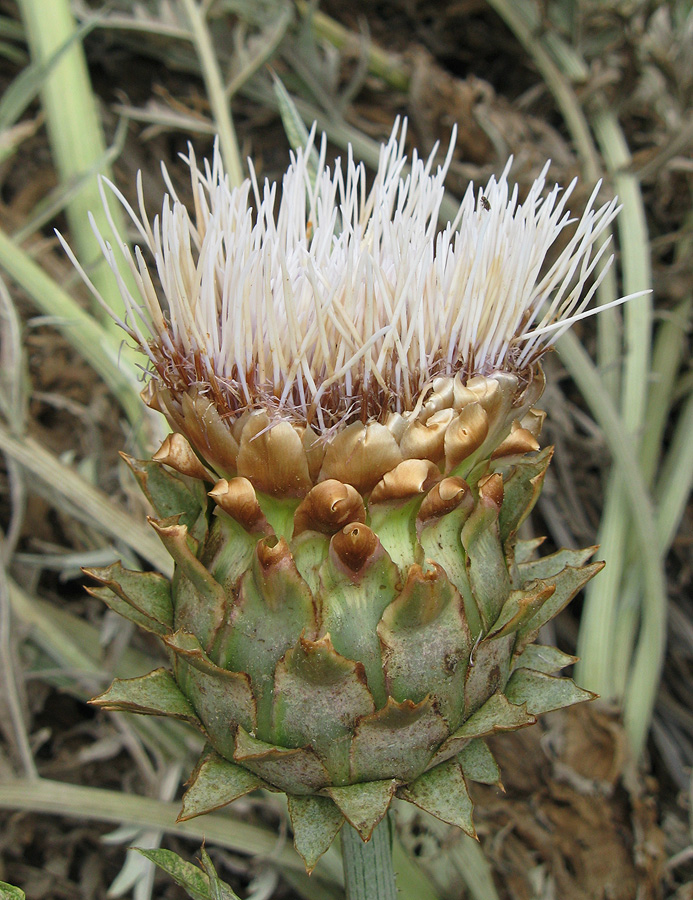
[0,0,691,898]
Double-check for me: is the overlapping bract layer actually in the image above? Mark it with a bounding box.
[88,396,600,870]
[148,369,545,496]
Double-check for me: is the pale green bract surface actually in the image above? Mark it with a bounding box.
[88,440,600,871]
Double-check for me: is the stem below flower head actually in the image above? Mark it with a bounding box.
[341,816,398,900]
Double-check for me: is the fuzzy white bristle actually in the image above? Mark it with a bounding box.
[65,119,636,430]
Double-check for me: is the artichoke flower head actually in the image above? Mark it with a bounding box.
[74,121,628,869]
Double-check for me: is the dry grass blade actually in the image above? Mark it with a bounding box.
[11,117,129,245]
[0,561,37,777]
[0,425,171,575]
[0,779,344,885]
[0,226,158,447]
[179,0,243,186]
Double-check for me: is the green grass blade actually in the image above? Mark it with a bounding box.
[9,577,195,760]
[17,0,134,331]
[641,298,692,487]
[656,391,693,553]
[0,558,37,777]
[0,14,97,131]
[557,332,666,757]
[0,779,344,885]
[226,7,292,99]
[12,117,129,245]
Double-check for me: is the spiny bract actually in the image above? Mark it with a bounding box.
[78,122,616,871]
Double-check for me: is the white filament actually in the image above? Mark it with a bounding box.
[67,119,633,428]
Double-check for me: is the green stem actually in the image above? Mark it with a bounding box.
[341,818,397,900]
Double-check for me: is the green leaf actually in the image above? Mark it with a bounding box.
[135,848,211,900]
[517,561,605,649]
[202,513,259,595]
[493,447,552,542]
[220,540,316,736]
[417,498,481,637]
[399,757,475,836]
[325,779,398,841]
[90,668,200,724]
[461,500,511,631]
[464,634,513,716]
[135,847,242,900]
[289,530,330,597]
[85,585,170,636]
[505,668,596,715]
[430,691,535,767]
[122,454,208,540]
[318,537,400,709]
[518,546,598,581]
[179,749,265,822]
[150,518,227,650]
[458,739,500,786]
[83,561,173,628]
[486,581,554,639]
[287,794,345,872]
[513,536,545,564]
[150,519,224,608]
[368,496,421,575]
[166,631,256,757]
[199,849,243,900]
[0,881,26,900]
[513,644,577,675]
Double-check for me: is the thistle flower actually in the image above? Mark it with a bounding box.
[72,121,628,872]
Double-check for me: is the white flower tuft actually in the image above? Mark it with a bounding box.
[64,119,636,431]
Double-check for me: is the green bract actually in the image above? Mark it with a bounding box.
[88,432,599,871]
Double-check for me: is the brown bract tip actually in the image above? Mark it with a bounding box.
[153,433,213,481]
[522,407,546,438]
[141,382,165,413]
[209,477,270,534]
[399,408,454,462]
[417,476,472,522]
[492,420,541,458]
[444,403,489,471]
[370,458,440,504]
[478,472,504,509]
[319,422,403,494]
[237,411,312,497]
[293,480,366,536]
[331,523,380,574]
[256,536,292,571]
